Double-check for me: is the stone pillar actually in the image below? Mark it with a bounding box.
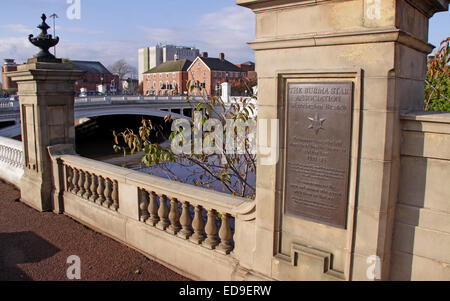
[7,61,84,212]
[237,0,448,280]
[221,82,231,103]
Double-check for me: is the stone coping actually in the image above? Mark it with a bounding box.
[0,136,22,150]
[400,111,450,123]
[60,154,255,216]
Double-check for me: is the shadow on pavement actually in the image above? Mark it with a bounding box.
[0,231,60,281]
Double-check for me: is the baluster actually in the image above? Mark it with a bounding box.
[77,170,85,196]
[177,201,193,239]
[147,191,159,226]
[66,166,73,192]
[6,148,11,164]
[12,150,17,166]
[112,180,119,211]
[83,172,92,199]
[167,198,181,235]
[10,149,15,165]
[103,178,113,208]
[96,175,106,205]
[12,149,16,166]
[216,213,233,254]
[71,168,79,194]
[156,195,170,230]
[139,189,150,222]
[203,209,219,249]
[189,205,205,244]
[89,173,98,202]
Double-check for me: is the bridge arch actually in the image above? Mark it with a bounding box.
[75,106,187,120]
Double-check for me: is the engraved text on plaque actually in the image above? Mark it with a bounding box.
[284,81,353,228]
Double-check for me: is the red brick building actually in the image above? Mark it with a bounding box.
[236,61,255,73]
[187,53,246,96]
[1,59,18,92]
[72,60,119,94]
[142,59,192,95]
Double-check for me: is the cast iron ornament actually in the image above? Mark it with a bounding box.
[28,14,59,60]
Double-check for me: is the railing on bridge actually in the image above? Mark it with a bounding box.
[0,99,19,110]
[0,92,257,279]
[0,136,255,279]
[74,95,204,106]
[58,154,250,254]
[0,95,251,112]
[0,136,24,187]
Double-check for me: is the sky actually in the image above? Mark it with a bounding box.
[0,0,449,72]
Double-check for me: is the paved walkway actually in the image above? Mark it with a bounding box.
[0,180,190,281]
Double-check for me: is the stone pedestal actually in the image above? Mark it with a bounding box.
[221,82,231,103]
[7,62,84,212]
[237,0,448,280]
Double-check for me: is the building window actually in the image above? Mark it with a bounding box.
[160,74,162,78]
[173,80,177,89]
[160,81,163,88]
[173,72,176,78]
[147,75,150,80]
[153,82,156,88]
[198,62,201,68]
[203,72,206,77]
[166,73,169,78]
[153,74,156,79]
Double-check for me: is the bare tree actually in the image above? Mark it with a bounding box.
[107,59,137,82]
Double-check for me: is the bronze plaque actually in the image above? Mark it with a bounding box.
[284,81,353,228]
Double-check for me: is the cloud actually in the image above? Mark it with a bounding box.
[0,6,255,75]
[137,6,255,64]
[1,24,34,34]
[0,37,35,65]
[56,39,140,68]
[201,6,254,31]
[0,36,138,74]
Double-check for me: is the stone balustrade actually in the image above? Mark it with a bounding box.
[62,160,120,212]
[137,185,236,254]
[0,96,206,113]
[54,153,254,272]
[0,100,17,110]
[74,95,204,105]
[0,136,24,186]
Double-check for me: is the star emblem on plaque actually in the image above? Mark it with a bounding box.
[307,113,326,134]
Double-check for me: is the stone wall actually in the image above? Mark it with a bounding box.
[390,112,450,280]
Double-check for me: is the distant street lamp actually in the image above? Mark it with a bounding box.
[49,13,59,56]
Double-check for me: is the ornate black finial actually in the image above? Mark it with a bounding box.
[28,13,60,62]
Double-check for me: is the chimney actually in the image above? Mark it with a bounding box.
[219,53,225,61]
[201,52,208,58]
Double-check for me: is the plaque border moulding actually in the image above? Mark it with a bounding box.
[274,69,362,281]
[283,80,353,229]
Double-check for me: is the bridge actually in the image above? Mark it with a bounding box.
[0,95,255,138]
[0,95,203,137]
[1,0,449,282]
